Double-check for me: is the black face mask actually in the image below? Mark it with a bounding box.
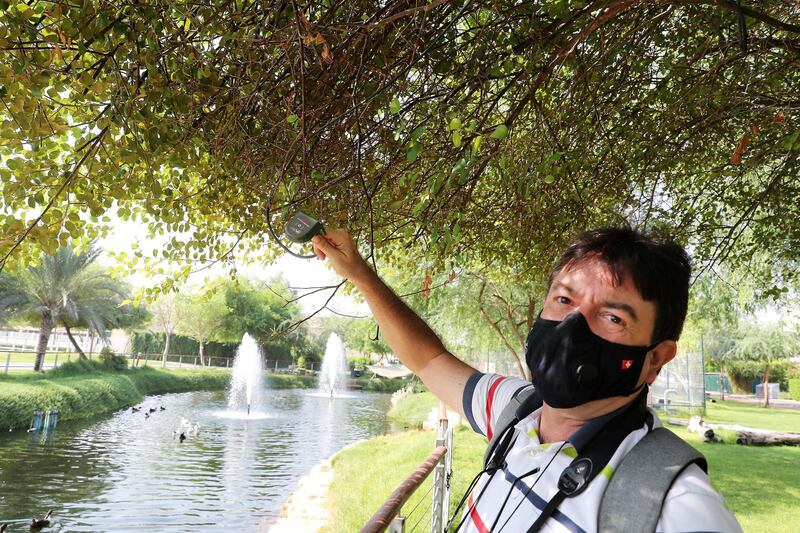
[525,312,656,408]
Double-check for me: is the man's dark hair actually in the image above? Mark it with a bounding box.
[548,227,691,343]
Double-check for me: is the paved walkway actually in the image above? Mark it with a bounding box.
[708,392,800,410]
[267,457,333,533]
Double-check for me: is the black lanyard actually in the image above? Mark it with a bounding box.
[526,390,650,533]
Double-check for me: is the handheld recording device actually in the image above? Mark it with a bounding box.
[284,211,325,243]
[266,208,325,259]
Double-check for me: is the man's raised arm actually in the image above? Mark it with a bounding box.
[311,229,477,415]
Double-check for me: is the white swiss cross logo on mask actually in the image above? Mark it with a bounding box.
[621,359,634,370]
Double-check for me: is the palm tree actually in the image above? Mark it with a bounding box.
[0,245,128,371]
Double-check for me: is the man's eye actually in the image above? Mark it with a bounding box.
[607,314,622,325]
[556,296,571,305]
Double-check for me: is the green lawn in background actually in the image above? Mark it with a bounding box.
[326,426,487,533]
[328,392,800,533]
[1,351,39,364]
[702,399,800,432]
[667,424,800,533]
[387,391,439,428]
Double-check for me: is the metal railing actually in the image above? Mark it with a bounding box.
[362,402,454,533]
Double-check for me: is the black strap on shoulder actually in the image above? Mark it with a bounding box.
[598,427,707,533]
[482,385,541,471]
[527,389,650,533]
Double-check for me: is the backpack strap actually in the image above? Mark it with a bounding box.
[598,427,708,533]
[482,385,541,470]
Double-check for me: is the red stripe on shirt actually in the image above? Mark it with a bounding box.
[467,493,490,533]
[485,376,506,440]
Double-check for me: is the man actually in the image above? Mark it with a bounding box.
[312,227,742,532]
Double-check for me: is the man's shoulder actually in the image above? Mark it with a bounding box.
[462,372,531,438]
[657,458,743,532]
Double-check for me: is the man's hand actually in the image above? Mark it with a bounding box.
[311,227,475,416]
[311,229,372,283]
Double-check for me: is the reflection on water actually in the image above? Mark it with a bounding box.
[0,389,392,532]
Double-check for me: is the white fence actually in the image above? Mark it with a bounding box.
[0,327,109,353]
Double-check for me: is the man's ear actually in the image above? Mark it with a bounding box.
[644,340,677,385]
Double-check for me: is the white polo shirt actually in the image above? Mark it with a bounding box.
[460,372,743,533]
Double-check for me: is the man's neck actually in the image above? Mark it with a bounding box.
[538,392,642,444]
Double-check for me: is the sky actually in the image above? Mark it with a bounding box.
[96,217,367,316]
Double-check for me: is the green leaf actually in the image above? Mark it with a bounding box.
[781,130,800,151]
[543,175,555,184]
[471,136,482,155]
[407,141,422,163]
[410,125,426,141]
[449,118,462,131]
[451,157,467,176]
[490,124,509,140]
[390,97,401,114]
[452,130,462,147]
[287,114,298,124]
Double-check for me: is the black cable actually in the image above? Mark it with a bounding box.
[495,441,568,533]
[447,421,520,531]
[446,466,495,532]
[489,465,541,532]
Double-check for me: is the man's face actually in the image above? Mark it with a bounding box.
[540,258,676,396]
[541,259,657,347]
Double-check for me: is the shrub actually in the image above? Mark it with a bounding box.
[347,356,373,370]
[355,376,419,393]
[48,358,101,377]
[99,347,128,371]
[789,379,800,401]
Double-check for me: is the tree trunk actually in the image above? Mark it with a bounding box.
[736,431,800,446]
[64,324,87,359]
[34,314,54,372]
[762,364,771,408]
[479,306,528,379]
[162,332,171,368]
[720,365,726,401]
[198,339,205,367]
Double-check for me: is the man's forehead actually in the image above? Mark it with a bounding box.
[550,261,651,313]
[553,259,630,289]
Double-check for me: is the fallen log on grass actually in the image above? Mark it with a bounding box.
[735,431,800,446]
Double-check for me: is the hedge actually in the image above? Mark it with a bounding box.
[727,360,793,393]
[789,379,800,401]
[129,331,237,357]
[0,364,230,431]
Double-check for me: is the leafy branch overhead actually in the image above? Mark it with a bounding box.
[0,0,799,290]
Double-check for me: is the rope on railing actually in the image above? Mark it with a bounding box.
[361,445,448,533]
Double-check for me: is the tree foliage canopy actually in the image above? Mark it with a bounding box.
[1,0,799,296]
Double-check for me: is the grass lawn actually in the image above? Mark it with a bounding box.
[326,426,487,533]
[328,392,800,532]
[702,399,800,432]
[666,424,800,533]
[387,391,439,428]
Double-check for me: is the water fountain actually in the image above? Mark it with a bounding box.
[223,333,266,418]
[315,333,351,398]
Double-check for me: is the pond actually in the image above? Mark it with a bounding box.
[0,388,393,532]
